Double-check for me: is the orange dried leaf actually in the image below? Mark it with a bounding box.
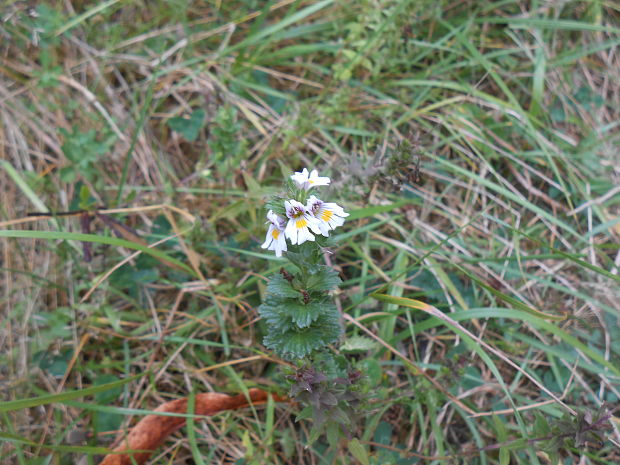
[99,388,287,465]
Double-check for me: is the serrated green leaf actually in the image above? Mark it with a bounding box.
[264,197,287,217]
[262,312,342,359]
[260,297,338,329]
[266,274,300,299]
[291,300,336,328]
[306,266,341,291]
[285,242,320,270]
[258,298,295,331]
[286,300,324,328]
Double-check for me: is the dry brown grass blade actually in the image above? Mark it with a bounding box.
[343,313,477,415]
[371,294,577,416]
[99,388,287,465]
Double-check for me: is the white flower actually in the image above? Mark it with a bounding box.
[306,195,349,236]
[261,210,287,257]
[290,168,330,190]
[284,199,322,245]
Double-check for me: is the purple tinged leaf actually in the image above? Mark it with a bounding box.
[322,392,338,406]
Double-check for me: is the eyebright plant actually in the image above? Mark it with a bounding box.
[258,168,365,443]
[259,168,349,358]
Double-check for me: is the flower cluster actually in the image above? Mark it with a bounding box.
[261,168,349,257]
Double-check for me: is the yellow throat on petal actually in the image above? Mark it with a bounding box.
[296,218,308,229]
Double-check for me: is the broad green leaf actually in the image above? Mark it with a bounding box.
[167,109,206,142]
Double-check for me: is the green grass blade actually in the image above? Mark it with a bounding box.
[54,0,121,36]
[477,17,620,34]
[0,160,49,213]
[0,373,142,413]
[0,432,112,454]
[223,0,334,54]
[0,230,195,275]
